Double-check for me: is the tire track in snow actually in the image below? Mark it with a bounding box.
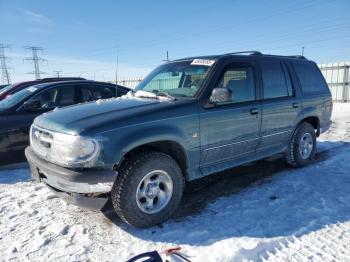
[260,222,350,262]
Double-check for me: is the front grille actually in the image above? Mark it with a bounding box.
[30,125,54,159]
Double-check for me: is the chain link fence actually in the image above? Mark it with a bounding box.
[117,78,143,89]
[319,62,350,102]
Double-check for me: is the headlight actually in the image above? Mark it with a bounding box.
[50,133,100,167]
[30,125,102,167]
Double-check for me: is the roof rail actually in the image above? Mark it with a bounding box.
[40,77,86,80]
[286,55,307,60]
[263,54,307,60]
[225,51,263,56]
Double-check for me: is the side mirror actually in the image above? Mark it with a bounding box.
[23,100,41,111]
[209,88,232,104]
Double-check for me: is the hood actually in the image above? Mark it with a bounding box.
[34,97,170,135]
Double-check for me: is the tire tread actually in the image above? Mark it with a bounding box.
[111,151,184,227]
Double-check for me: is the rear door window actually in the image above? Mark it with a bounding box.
[261,61,292,99]
[80,85,115,102]
[293,62,329,95]
[57,85,75,106]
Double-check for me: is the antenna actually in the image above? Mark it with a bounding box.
[115,42,119,96]
[163,51,170,62]
[24,46,47,79]
[0,44,12,84]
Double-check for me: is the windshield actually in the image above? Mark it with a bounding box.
[135,60,214,97]
[0,86,38,110]
[0,84,15,96]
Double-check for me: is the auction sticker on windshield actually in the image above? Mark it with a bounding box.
[191,59,215,66]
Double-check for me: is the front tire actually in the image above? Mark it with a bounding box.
[286,122,316,167]
[111,151,184,228]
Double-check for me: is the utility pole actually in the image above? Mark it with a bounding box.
[24,46,47,79]
[301,46,305,56]
[53,70,62,78]
[162,51,170,63]
[0,44,11,85]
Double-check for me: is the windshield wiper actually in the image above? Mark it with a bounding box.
[152,90,177,101]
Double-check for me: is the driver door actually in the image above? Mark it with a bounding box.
[199,62,262,173]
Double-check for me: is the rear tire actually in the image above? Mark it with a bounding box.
[286,122,316,167]
[111,151,184,228]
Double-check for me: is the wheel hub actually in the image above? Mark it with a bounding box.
[299,132,313,159]
[136,170,174,214]
[146,182,160,198]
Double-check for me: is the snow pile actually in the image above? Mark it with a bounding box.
[121,90,173,101]
[94,90,172,105]
[0,103,349,261]
[124,90,158,99]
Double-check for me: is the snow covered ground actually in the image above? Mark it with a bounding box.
[0,103,350,262]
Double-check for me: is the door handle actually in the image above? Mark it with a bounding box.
[292,102,300,108]
[250,108,259,115]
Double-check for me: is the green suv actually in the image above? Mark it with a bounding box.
[26,51,332,227]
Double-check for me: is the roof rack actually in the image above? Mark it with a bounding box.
[263,54,307,60]
[40,77,86,80]
[225,51,263,56]
[286,55,306,59]
[225,51,307,60]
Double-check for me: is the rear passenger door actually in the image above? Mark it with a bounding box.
[258,59,302,154]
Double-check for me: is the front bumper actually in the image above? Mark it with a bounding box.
[25,146,116,210]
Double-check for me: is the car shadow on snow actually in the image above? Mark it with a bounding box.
[102,141,350,245]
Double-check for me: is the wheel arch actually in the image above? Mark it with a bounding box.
[115,140,190,180]
[296,116,320,137]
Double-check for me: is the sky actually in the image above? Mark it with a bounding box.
[0,0,349,83]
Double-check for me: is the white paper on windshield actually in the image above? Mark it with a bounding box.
[27,86,37,92]
[191,59,215,66]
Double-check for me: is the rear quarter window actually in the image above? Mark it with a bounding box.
[293,62,329,95]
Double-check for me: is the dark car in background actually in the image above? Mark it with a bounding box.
[0,77,86,101]
[0,80,130,165]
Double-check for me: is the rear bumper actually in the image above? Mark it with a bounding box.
[25,146,116,210]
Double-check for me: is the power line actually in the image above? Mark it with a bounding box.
[61,0,328,59]
[0,44,11,85]
[64,35,350,77]
[53,70,62,78]
[24,46,47,79]
[168,23,350,59]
